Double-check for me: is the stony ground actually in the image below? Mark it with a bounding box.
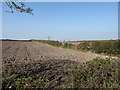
[2,41,110,88]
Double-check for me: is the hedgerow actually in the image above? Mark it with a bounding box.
[36,40,119,56]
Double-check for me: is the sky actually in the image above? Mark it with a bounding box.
[0,2,2,39]
[2,2,118,41]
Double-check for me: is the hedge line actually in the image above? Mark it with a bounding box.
[36,40,119,56]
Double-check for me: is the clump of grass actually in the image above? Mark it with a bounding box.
[73,58,119,88]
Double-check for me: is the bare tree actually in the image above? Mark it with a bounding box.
[48,36,51,40]
[4,0,33,15]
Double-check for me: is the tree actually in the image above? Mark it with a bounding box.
[48,36,51,40]
[4,0,33,15]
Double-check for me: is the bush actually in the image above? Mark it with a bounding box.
[63,43,68,48]
[76,40,120,56]
[73,58,119,88]
[36,40,62,47]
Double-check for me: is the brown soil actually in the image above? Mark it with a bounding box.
[2,41,108,88]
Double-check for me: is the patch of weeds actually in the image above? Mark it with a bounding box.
[4,68,14,75]
[2,78,5,81]
[2,72,50,89]
[73,58,119,88]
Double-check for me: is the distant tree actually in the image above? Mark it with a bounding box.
[48,36,51,40]
[63,40,65,42]
[4,0,33,15]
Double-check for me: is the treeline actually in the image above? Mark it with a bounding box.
[73,40,119,42]
[2,39,32,42]
[35,40,120,56]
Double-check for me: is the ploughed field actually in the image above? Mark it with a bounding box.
[2,41,108,88]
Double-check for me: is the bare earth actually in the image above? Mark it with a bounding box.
[2,41,108,88]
